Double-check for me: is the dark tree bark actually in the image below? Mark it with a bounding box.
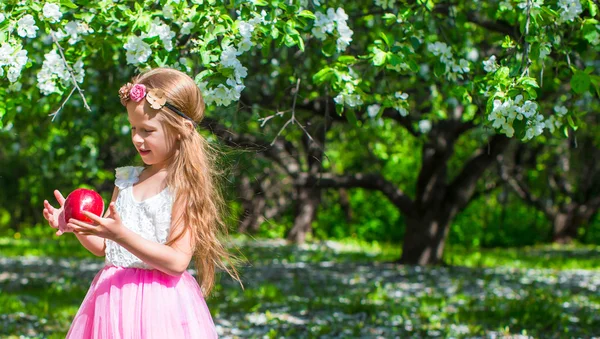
[286,116,328,243]
[202,105,511,263]
[499,137,600,244]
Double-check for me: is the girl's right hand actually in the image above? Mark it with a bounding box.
[43,190,71,236]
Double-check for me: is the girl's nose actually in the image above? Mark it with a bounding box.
[131,132,144,144]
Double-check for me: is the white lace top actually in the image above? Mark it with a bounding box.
[105,166,174,269]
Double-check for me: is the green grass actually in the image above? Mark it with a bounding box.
[1,234,600,338]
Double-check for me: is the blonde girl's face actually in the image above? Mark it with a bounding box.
[126,100,179,169]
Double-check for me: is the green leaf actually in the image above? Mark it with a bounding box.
[495,67,510,80]
[322,40,336,57]
[410,37,421,50]
[60,0,78,9]
[567,115,579,130]
[382,13,397,25]
[372,48,388,66]
[406,59,419,73]
[589,1,598,16]
[387,54,403,67]
[519,77,539,88]
[337,56,356,64]
[571,71,591,94]
[312,68,334,84]
[379,32,392,48]
[345,109,358,126]
[298,10,315,20]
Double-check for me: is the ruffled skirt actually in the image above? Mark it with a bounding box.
[66,265,217,338]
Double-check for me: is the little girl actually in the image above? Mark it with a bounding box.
[42,67,242,338]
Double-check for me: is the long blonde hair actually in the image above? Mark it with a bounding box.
[128,67,243,296]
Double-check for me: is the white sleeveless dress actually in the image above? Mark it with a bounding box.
[66,166,218,339]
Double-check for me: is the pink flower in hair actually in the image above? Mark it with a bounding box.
[129,84,147,102]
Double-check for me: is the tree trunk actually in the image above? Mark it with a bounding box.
[551,211,580,244]
[237,176,267,234]
[399,210,454,265]
[286,185,321,243]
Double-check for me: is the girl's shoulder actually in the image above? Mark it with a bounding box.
[114,166,145,189]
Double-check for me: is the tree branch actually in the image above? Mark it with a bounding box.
[200,116,302,175]
[295,172,414,215]
[448,134,510,211]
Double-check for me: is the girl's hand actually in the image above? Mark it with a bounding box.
[67,202,125,241]
[42,190,71,236]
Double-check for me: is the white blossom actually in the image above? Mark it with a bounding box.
[312,8,353,52]
[36,50,83,95]
[557,0,583,24]
[374,0,396,10]
[181,22,194,35]
[124,36,152,65]
[419,120,432,133]
[17,14,38,38]
[539,42,551,60]
[63,21,94,45]
[367,104,381,118]
[500,0,513,10]
[518,0,544,13]
[0,13,5,24]
[238,21,255,39]
[545,115,562,132]
[554,105,568,116]
[488,95,544,140]
[43,3,62,23]
[163,4,174,19]
[0,42,28,83]
[145,18,176,51]
[483,55,499,73]
[395,91,409,100]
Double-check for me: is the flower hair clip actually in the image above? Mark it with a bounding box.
[118,82,198,127]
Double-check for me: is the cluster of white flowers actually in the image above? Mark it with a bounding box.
[0,42,28,83]
[124,36,152,65]
[367,104,381,118]
[333,68,363,107]
[488,95,548,140]
[419,119,432,133]
[557,0,583,24]
[539,42,552,60]
[42,3,62,23]
[517,0,544,14]
[427,42,470,81]
[312,8,353,52]
[52,21,94,45]
[483,55,499,73]
[233,10,266,53]
[374,0,397,10]
[17,14,39,38]
[123,18,175,65]
[393,91,409,116]
[145,18,176,51]
[198,45,249,106]
[545,105,567,132]
[37,49,84,95]
[499,0,513,10]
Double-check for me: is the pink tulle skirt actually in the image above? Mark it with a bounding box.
[66,265,218,339]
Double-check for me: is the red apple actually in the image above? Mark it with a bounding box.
[63,188,105,225]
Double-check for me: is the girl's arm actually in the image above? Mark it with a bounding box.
[112,201,193,276]
[74,186,119,256]
[68,196,194,276]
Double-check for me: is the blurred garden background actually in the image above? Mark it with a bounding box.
[1,0,600,338]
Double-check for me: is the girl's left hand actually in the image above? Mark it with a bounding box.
[68,203,125,241]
